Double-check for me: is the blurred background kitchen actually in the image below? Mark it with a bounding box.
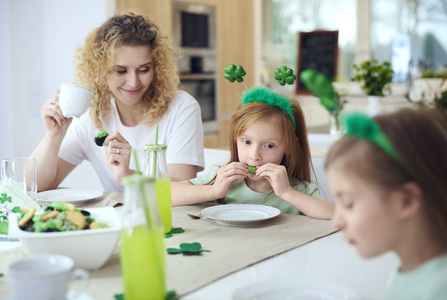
[1,0,446,187]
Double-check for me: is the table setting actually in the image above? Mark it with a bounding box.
[0,185,345,299]
[0,153,399,299]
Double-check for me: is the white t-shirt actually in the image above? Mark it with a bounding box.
[59,90,205,192]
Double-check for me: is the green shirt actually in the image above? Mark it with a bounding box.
[189,166,323,214]
[385,255,447,300]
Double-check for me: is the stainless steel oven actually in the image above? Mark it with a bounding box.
[173,1,218,134]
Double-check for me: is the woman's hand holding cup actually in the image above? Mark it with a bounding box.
[42,90,72,137]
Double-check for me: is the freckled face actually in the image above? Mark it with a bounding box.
[329,168,401,258]
[107,45,154,107]
[237,118,285,180]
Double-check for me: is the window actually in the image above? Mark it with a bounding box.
[371,0,447,83]
[262,0,357,85]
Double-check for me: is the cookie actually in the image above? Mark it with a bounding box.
[40,210,60,222]
[18,207,36,228]
[94,131,109,146]
[66,210,87,229]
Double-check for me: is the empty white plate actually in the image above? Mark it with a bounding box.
[37,188,103,204]
[201,204,281,226]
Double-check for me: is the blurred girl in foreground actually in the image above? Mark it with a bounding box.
[325,108,447,299]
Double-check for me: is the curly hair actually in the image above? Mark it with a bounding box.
[73,11,179,128]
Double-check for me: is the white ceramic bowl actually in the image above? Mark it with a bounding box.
[8,207,121,270]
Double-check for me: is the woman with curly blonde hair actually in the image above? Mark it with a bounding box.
[31,12,204,192]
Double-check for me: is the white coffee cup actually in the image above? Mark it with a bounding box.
[8,254,89,300]
[1,157,37,201]
[59,83,93,118]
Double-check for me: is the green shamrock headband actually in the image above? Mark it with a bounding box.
[224,64,297,129]
[342,112,405,167]
[241,87,296,130]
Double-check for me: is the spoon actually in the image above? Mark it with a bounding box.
[186,213,202,219]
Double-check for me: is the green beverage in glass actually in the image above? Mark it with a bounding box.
[121,175,166,300]
[144,143,172,233]
[155,178,172,233]
[121,225,165,300]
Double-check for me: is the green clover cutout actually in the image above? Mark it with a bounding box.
[114,290,177,300]
[166,290,179,300]
[0,193,12,205]
[274,66,297,86]
[224,64,246,83]
[165,227,185,238]
[167,242,211,255]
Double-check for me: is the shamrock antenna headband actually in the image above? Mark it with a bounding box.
[342,112,405,168]
[224,64,297,129]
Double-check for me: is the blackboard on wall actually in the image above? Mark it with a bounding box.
[296,30,339,94]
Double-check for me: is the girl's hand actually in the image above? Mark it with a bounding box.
[212,162,248,199]
[256,163,292,198]
[41,91,72,137]
[104,131,133,183]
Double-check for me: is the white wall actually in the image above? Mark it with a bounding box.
[0,0,13,159]
[2,0,112,189]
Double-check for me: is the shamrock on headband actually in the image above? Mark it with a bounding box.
[224,64,246,83]
[274,66,297,86]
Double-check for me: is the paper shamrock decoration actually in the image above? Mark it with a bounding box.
[167,242,210,255]
[274,66,297,86]
[224,64,246,83]
[300,69,339,112]
[0,193,12,205]
[165,227,185,238]
[114,290,178,300]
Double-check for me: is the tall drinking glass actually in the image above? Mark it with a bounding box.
[120,175,166,300]
[143,144,172,233]
[1,157,38,200]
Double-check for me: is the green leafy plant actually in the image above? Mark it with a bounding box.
[352,60,394,96]
[421,70,447,79]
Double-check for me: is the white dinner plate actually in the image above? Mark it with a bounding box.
[37,188,103,203]
[233,279,361,300]
[201,204,281,226]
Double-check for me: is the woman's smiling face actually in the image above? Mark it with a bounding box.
[107,45,154,106]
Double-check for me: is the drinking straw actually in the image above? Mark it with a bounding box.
[132,149,152,229]
[152,125,159,178]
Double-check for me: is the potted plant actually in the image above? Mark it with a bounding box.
[352,60,394,116]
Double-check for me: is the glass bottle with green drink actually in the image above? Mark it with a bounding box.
[143,144,172,233]
[120,175,166,300]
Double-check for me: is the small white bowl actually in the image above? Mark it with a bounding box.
[8,207,121,270]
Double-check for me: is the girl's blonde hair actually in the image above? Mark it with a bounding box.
[73,11,179,128]
[229,99,312,182]
[325,108,447,249]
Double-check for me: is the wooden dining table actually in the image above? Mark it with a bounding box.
[0,192,399,299]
